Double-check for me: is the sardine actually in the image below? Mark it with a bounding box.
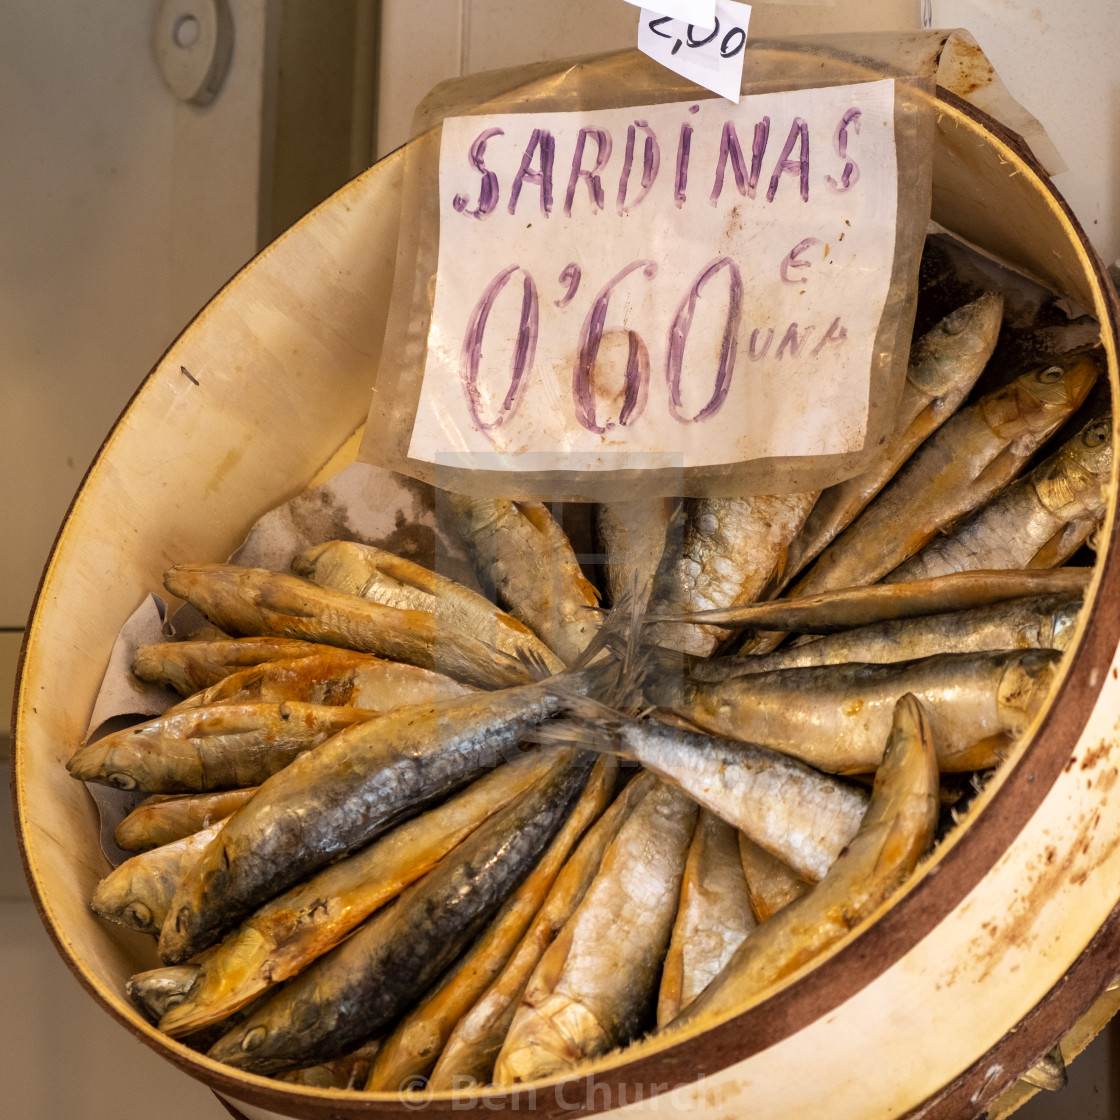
[447,495,602,664]
[594,499,677,611]
[777,293,1003,591]
[115,788,258,851]
[67,701,375,793]
[656,567,1090,634]
[158,677,578,963]
[162,564,542,690]
[133,637,330,695]
[657,812,755,1026]
[157,751,552,1038]
[428,772,658,1090]
[493,780,698,1084]
[292,540,565,676]
[693,594,1082,679]
[127,965,205,1023]
[789,350,1101,598]
[651,648,1061,773]
[564,715,868,881]
[888,412,1112,581]
[645,493,819,657]
[668,693,938,1032]
[91,822,224,935]
[363,756,618,1092]
[167,649,473,713]
[206,754,595,1076]
[738,835,810,922]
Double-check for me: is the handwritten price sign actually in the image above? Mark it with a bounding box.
[409,82,898,474]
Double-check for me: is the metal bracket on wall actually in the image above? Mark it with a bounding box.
[153,0,235,106]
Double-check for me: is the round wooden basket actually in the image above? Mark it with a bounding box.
[12,78,1120,1120]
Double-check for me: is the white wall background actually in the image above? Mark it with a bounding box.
[4,2,1120,1118]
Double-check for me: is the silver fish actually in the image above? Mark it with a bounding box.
[777,293,1003,592]
[645,493,819,657]
[651,648,1062,773]
[158,677,580,963]
[206,754,595,1076]
[887,412,1112,581]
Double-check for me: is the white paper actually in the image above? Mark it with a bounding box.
[621,0,716,27]
[410,82,900,475]
[638,2,751,102]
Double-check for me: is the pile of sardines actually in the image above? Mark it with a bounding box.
[68,290,1112,1092]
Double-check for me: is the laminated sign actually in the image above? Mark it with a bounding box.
[413,81,895,474]
[366,71,928,500]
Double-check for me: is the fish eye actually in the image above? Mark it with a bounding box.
[1038,365,1064,383]
[108,772,137,790]
[1083,422,1110,447]
[241,1026,268,1052]
[125,902,152,929]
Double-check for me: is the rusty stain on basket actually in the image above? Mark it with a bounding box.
[964,792,1120,985]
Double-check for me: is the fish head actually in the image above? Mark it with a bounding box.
[983,350,1103,441]
[1050,599,1083,652]
[289,541,336,580]
[164,564,262,633]
[66,733,158,791]
[996,649,1062,737]
[90,873,164,934]
[206,996,325,1076]
[1020,351,1102,421]
[126,966,201,1023]
[1034,412,1113,519]
[908,292,1004,398]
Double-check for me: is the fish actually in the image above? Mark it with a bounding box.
[292,540,565,677]
[493,780,698,1084]
[363,755,618,1092]
[644,493,820,657]
[132,637,331,695]
[657,567,1091,635]
[158,676,582,963]
[447,495,602,664]
[115,788,258,851]
[777,293,1004,592]
[788,350,1101,599]
[691,593,1082,679]
[273,1039,383,1090]
[594,499,677,611]
[738,835,810,923]
[559,714,868,881]
[127,965,206,1023]
[649,648,1062,773]
[666,693,938,1033]
[428,771,658,1091]
[657,811,755,1026]
[166,649,473,713]
[91,822,224,935]
[887,412,1112,581]
[67,701,375,793]
[162,564,544,690]
[205,753,596,1076]
[156,750,553,1038]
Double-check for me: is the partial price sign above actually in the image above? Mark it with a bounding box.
[638,1,751,102]
[409,82,898,475]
